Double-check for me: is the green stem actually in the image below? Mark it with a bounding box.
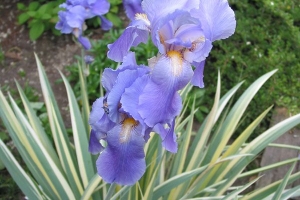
[105,183,116,200]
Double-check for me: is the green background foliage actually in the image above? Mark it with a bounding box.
[201,0,300,137]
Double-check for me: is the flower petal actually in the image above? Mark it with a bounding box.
[107,68,149,122]
[99,15,113,30]
[123,0,143,20]
[121,74,148,123]
[107,27,149,62]
[192,0,236,41]
[191,61,205,88]
[96,121,146,185]
[151,53,193,90]
[91,0,110,16]
[142,0,199,23]
[89,129,105,154]
[154,120,177,153]
[138,79,182,127]
[89,97,115,134]
[78,36,92,49]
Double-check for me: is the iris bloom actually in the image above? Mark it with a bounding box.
[90,0,236,186]
[108,0,236,87]
[89,53,179,185]
[56,0,112,49]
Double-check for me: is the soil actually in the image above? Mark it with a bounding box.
[0,0,82,129]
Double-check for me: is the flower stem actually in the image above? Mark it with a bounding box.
[105,183,116,200]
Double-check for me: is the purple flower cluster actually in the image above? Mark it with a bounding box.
[56,0,112,49]
[89,0,236,185]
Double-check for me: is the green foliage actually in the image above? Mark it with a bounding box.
[17,1,63,40]
[1,56,300,199]
[202,0,300,138]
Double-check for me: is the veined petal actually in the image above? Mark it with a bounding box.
[142,0,199,23]
[191,61,205,88]
[154,120,177,153]
[107,26,149,62]
[192,0,236,41]
[151,52,193,90]
[96,118,146,185]
[121,74,149,124]
[138,79,182,127]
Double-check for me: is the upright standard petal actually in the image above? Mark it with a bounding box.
[96,118,146,185]
[142,0,199,23]
[107,27,149,62]
[107,68,149,122]
[192,0,236,41]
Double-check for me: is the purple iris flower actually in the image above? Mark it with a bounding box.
[107,0,236,87]
[123,0,143,20]
[89,53,180,185]
[56,0,112,49]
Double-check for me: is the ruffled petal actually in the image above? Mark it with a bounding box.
[191,61,205,88]
[107,68,149,122]
[107,27,149,62]
[183,38,212,63]
[138,79,182,127]
[56,11,73,34]
[192,0,236,41]
[142,0,199,23]
[96,120,146,185]
[66,5,86,28]
[121,75,149,123]
[91,0,110,16]
[154,120,177,153]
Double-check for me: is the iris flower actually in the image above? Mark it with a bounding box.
[108,0,236,87]
[89,0,236,186]
[56,0,112,49]
[89,53,179,185]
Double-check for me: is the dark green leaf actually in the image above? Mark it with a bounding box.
[29,22,45,40]
[28,2,40,11]
[18,13,30,25]
[27,11,36,17]
[17,3,26,10]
